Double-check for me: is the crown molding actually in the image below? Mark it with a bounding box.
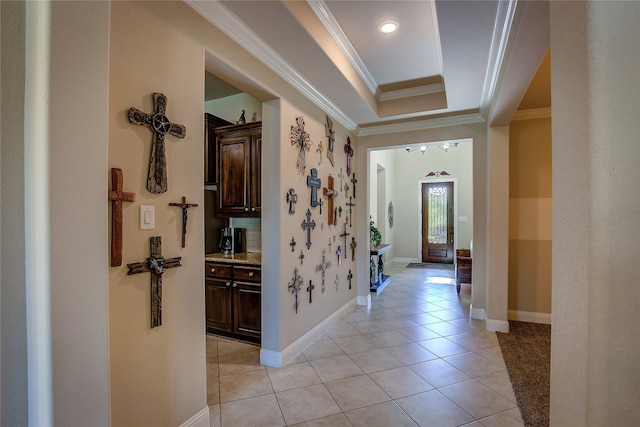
[186,0,357,131]
[512,107,551,121]
[357,112,485,137]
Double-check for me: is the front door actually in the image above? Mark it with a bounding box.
[422,182,454,263]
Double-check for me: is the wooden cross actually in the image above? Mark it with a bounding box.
[344,137,353,176]
[350,173,357,198]
[286,188,297,215]
[169,196,198,248]
[350,237,357,262]
[315,250,332,293]
[335,274,340,291]
[306,168,321,208]
[301,209,316,249]
[288,267,304,313]
[345,197,355,228]
[336,245,342,266]
[322,175,339,225]
[290,236,296,252]
[128,93,186,194]
[325,115,335,166]
[340,223,350,260]
[307,280,315,303]
[337,168,346,191]
[347,269,353,289]
[127,236,182,328]
[108,168,136,267]
[299,249,305,265]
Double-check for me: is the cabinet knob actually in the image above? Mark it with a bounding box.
[210,268,215,273]
[248,272,254,277]
[226,282,231,287]
[251,208,256,212]
[232,282,237,288]
[244,207,249,212]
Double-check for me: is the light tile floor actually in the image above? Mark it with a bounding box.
[207,262,524,427]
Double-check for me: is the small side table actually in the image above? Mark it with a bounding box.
[370,243,392,292]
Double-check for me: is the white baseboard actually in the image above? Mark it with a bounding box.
[508,309,552,324]
[470,305,485,320]
[179,407,209,427]
[485,318,510,333]
[357,294,371,307]
[260,297,357,368]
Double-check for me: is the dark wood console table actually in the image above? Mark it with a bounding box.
[370,244,392,292]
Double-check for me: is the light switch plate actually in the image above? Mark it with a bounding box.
[140,205,155,230]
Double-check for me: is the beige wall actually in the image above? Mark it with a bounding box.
[508,116,552,317]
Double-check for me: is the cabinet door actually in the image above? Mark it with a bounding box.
[233,281,261,340]
[204,114,232,184]
[205,278,233,333]
[218,133,249,215]
[249,134,261,214]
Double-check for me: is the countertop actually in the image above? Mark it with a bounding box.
[205,252,262,266]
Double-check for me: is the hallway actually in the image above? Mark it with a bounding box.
[206,262,524,426]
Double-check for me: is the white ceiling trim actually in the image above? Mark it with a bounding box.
[479,0,518,120]
[186,0,358,131]
[357,112,485,137]
[308,0,378,96]
[378,82,445,102]
[512,107,551,121]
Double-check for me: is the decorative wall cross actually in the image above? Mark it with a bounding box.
[336,245,342,266]
[169,196,198,248]
[316,140,323,165]
[340,223,350,260]
[287,267,304,313]
[315,250,332,293]
[347,270,353,289]
[290,116,312,176]
[306,168,321,208]
[344,136,353,176]
[350,173,357,198]
[335,274,340,291]
[307,280,315,303]
[127,236,182,328]
[325,115,335,166]
[299,249,305,265]
[350,237,357,262]
[301,209,316,249]
[337,168,346,191]
[290,236,296,252]
[286,188,297,215]
[318,198,323,214]
[345,197,355,228]
[322,175,339,225]
[328,238,333,253]
[128,92,186,194]
[108,168,136,267]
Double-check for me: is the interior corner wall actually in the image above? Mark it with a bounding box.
[508,117,552,317]
[550,1,640,424]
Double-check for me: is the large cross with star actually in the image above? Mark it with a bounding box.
[128,92,186,194]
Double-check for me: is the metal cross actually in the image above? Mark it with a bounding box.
[347,269,353,289]
[299,249,305,265]
[316,140,323,165]
[350,237,357,262]
[108,168,135,266]
[288,267,304,313]
[315,250,332,293]
[328,238,333,253]
[306,168,321,207]
[307,280,315,303]
[290,236,296,252]
[325,115,335,166]
[344,137,353,176]
[336,245,342,266]
[128,92,186,194]
[169,196,198,248]
[318,198,323,215]
[340,223,350,259]
[286,188,297,215]
[338,168,346,191]
[301,209,316,249]
[345,197,355,228]
[127,236,182,328]
[350,173,357,198]
[335,274,340,291]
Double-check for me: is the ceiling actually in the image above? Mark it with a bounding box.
[191,0,550,135]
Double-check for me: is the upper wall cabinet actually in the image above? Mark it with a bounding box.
[204,113,233,185]
[216,122,262,217]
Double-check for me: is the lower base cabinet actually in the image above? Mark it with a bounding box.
[205,262,261,343]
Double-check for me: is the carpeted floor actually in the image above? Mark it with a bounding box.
[497,321,551,427]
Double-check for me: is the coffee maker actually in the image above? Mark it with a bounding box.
[219,228,244,255]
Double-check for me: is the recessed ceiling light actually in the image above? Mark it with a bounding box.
[378,20,398,34]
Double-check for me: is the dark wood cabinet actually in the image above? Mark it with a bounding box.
[204,113,233,185]
[215,122,261,217]
[205,261,261,343]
